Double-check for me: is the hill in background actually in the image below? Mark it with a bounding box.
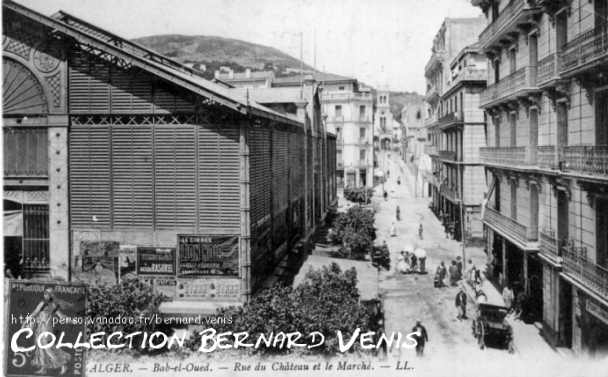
[134,34,423,120]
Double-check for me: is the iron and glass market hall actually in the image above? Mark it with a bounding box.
[2,0,337,312]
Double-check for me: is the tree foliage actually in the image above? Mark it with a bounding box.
[343,187,374,204]
[192,263,373,355]
[371,244,391,271]
[86,279,170,353]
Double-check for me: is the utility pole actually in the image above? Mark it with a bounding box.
[458,162,466,265]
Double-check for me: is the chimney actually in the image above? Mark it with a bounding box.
[245,68,251,78]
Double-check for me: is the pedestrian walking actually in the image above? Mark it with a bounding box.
[456,256,463,279]
[396,205,401,221]
[434,261,447,288]
[448,260,458,286]
[383,190,388,201]
[455,288,468,320]
[411,320,428,357]
[418,223,423,240]
[390,222,397,237]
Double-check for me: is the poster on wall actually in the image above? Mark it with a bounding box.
[79,240,119,284]
[177,235,238,276]
[5,281,87,377]
[152,277,177,299]
[118,244,137,280]
[176,278,240,301]
[136,247,176,276]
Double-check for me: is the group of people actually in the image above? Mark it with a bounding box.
[396,249,426,274]
[502,284,528,321]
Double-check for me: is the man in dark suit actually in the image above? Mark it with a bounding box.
[411,320,429,356]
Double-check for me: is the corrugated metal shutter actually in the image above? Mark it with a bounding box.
[154,124,196,229]
[69,123,111,228]
[109,67,153,113]
[249,127,271,226]
[111,121,153,228]
[198,124,240,230]
[68,51,110,113]
[154,85,195,114]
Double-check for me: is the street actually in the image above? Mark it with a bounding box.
[371,151,581,376]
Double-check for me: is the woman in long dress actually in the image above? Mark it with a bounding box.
[23,288,71,375]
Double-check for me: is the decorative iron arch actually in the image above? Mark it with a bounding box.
[2,56,49,115]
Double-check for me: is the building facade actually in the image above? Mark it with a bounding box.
[2,1,336,313]
[320,79,374,188]
[472,0,608,355]
[426,45,487,242]
[423,17,486,238]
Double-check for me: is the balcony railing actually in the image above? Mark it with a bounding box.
[539,229,559,260]
[439,150,457,161]
[450,67,486,87]
[437,112,463,129]
[323,91,372,101]
[537,145,557,169]
[537,53,560,86]
[480,146,528,167]
[478,0,542,50]
[441,184,461,203]
[562,244,608,298]
[480,67,537,107]
[560,24,608,75]
[483,206,532,247]
[424,144,438,156]
[425,84,440,102]
[563,145,608,178]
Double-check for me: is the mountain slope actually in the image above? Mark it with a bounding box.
[134,34,422,119]
[134,34,313,76]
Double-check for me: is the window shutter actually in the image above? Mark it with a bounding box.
[198,124,240,230]
[69,123,111,228]
[111,121,153,228]
[154,124,196,229]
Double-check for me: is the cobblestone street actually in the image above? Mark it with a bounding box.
[371,152,586,376]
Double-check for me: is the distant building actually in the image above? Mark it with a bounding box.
[214,68,275,88]
[272,73,375,188]
[374,89,393,151]
[423,16,485,240]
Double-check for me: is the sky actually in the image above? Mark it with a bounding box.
[18,0,482,93]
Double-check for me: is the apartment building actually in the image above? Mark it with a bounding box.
[427,45,488,242]
[472,0,608,355]
[423,17,486,240]
[320,78,374,188]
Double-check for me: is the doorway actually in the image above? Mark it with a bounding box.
[558,278,573,347]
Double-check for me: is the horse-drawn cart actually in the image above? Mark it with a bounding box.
[466,279,514,353]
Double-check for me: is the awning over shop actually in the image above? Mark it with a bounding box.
[4,190,49,204]
[4,210,23,236]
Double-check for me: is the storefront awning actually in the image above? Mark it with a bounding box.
[4,210,23,236]
[4,190,48,204]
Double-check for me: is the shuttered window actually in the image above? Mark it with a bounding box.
[69,123,112,227]
[111,121,153,228]
[3,127,48,177]
[198,124,240,229]
[154,124,197,229]
[249,127,271,227]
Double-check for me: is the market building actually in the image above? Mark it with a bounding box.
[472,0,608,355]
[2,1,336,312]
[423,17,486,240]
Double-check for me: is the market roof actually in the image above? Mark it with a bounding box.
[4,1,301,127]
